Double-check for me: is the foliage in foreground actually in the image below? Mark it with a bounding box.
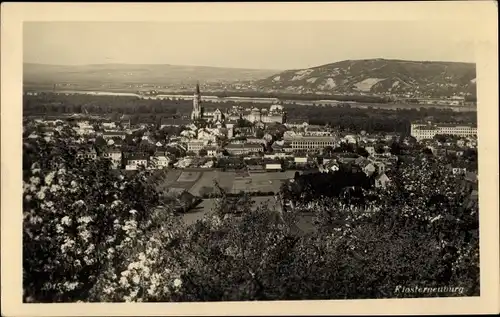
[23,137,479,302]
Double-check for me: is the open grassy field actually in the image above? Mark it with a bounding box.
[188,171,236,195]
[177,171,202,183]
[157,169,296,197]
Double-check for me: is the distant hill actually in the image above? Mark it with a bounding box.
[255,59,477,98]
[23,63,280,87]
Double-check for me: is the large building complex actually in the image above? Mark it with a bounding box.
[241,105,285,124]
[283,134,337,150]
[410,122,477,141]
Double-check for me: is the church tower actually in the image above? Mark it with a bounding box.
[191,82,203,121]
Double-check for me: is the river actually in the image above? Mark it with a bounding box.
[40,89,475,112]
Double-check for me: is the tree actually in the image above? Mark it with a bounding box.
[390,142,402,155]
[236,118,253,128]
[374,144,385,154]
[23,137,161,303]
[422,148,434,156]
[199,149,208,157]
[433,134,448,143]
[355,147,369,158]
[23,133,480,302]
[323,146,334,156]
[255,129,265,139]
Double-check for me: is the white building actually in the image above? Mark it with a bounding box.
[343,134,358,144]
[125,155,148,170]
[102,121,117,129]
[150,152,170,169]
[410,122,477,141]
[186,140,207,154]
[206,146,219,157]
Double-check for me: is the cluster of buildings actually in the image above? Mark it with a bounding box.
[190,82,285,125]
[24,82,478,178]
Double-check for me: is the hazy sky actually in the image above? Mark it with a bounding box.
[24,21,477,70]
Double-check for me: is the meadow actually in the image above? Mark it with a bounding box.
[157,169,296,196]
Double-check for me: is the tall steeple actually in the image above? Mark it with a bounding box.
[191,81,203,121]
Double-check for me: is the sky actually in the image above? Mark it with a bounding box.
[23,21,477,70]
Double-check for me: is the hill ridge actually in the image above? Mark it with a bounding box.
[256,58,476,98]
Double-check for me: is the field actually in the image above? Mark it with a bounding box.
[157,169,297,197]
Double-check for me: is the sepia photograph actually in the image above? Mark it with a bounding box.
[1,2,499,316]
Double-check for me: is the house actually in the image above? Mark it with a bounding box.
[265,163,282,171]
[102,149,122,169]
[197,130,217,142]
[365,146,375,156]
[205,146,219,157]
[385,133,400,142]
[284,118,309,129]
[150,152,170,169]
[294,156,308,163]
[76,147,98,160]
[73,121,95,136]
[102,121,117,129]
[343,134,358,144]
[107,138,124,148]
[246,138,266,145]
[234,126,254,137]
[361,162,377,177]
[271,142,284,152]
[187,140,207,154]
[160,117,192,128]
[103,131,127,140]
[372,161,386,174]
[263,151,290,159]
[374,173,391,189]
[125,155,149,170]
[452,167,467,175]
[320,160,340,173]
[304,125,331,137]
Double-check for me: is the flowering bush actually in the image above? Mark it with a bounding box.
[23,137,161,302]
[23,135,479,302]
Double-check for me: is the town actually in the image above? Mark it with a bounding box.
[19,16,483,305]
[23,83,478,215]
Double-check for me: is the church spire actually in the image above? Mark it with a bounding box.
[195,81,200,95]
[191,81,203,121]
